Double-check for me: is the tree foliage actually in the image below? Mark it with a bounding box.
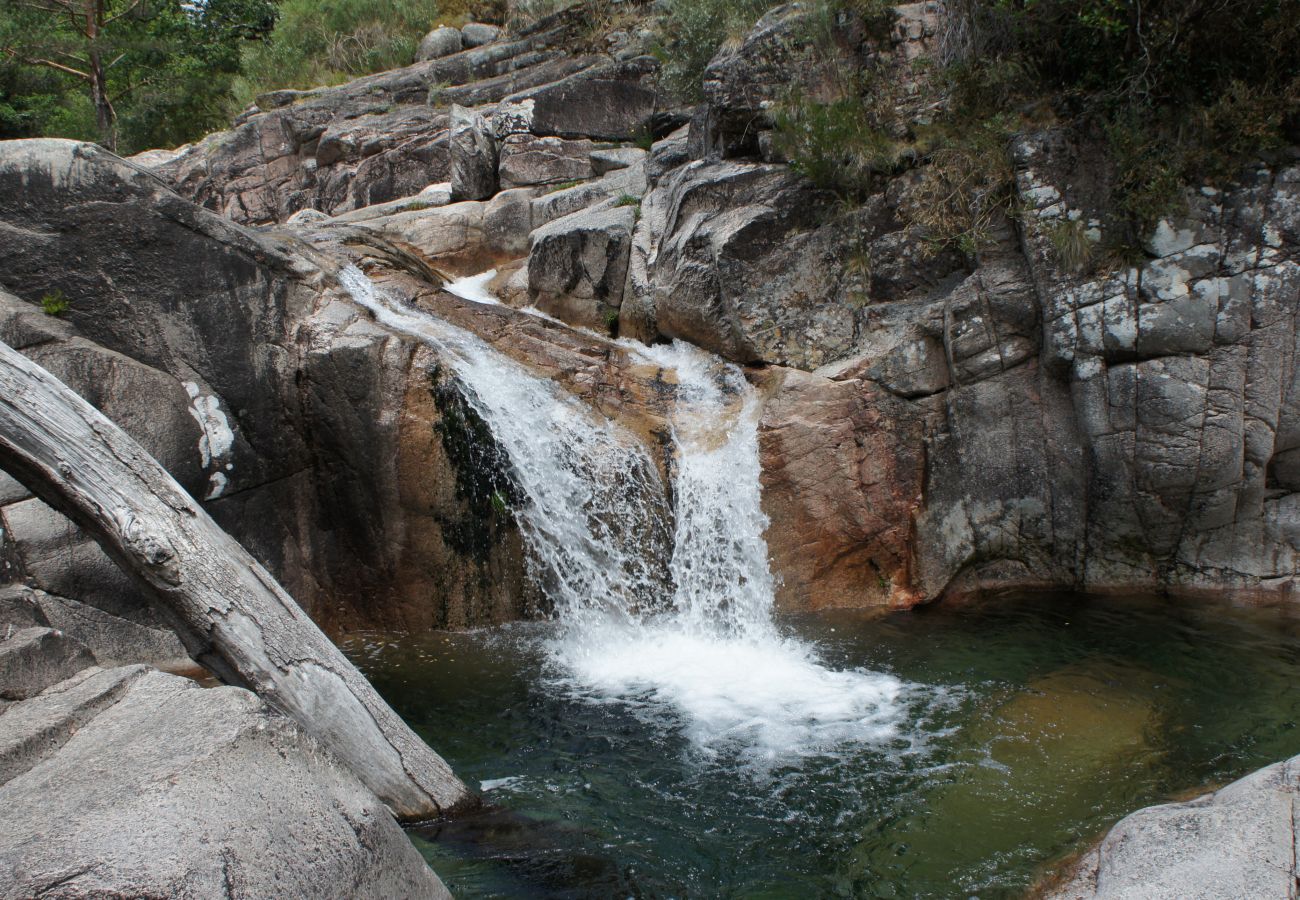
[0,0,274,151]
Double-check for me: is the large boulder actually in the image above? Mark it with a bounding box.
[626,159,874,368]
[498,133,595,188]
[0,139,536,631]
[511,57,667,141]
[0,667,451,898]
[1049,755,1300,899]
[528,204,637,331]
[450,104,499,201]
[417,25,462,61]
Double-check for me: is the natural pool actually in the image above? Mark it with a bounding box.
[343,592,1300,899]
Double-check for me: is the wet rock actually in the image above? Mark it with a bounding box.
[0,138,536,632]
[528,204,636,330]
[757,369,925,610]
[0,668,451,899]
[417,25,463,61]
[450,104,499,201]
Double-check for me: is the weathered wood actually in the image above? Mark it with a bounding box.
[0,338,472,821]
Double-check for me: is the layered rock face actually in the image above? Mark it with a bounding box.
[0,140,537,633]
[615,4,1300,610]
[9,0,1300,629]
[139,6,672,226]
[116,0,1300,613]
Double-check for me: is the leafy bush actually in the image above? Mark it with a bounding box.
[772,92,905,198]
[945,0,1300,246]
[651,0,770,101]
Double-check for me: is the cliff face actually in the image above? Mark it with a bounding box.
[3,0,1299,631]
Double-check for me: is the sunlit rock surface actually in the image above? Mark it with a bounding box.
[0,666,450,899]
[1049,754,1300,900]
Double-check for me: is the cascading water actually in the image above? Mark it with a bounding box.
[341,266,909,768]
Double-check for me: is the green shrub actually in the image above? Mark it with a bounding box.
[545,178,584,193]
[1045,218,1096,275]
[945,0,1300,249]
[651,0,770,101]
[39,289,69,316]
[772,89,905,199]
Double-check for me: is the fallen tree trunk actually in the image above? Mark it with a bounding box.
[0,338,472,821]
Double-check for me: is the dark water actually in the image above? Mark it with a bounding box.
[341,593,1300,898]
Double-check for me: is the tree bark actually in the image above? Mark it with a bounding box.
[0,338,473,821]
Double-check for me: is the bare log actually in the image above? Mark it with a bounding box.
[0,338,472,821]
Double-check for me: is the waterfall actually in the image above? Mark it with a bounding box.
[341,266,907,767]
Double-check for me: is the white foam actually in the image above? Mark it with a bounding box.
[554,620,905,766]
[443,269,499,305]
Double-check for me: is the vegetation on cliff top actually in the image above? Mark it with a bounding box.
[766,0,1300,257]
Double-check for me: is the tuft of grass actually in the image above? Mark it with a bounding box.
[1045,218,1096,275]
[614,194,640,208]
[39,289,69,317]
[545,179,584,193]
[602,306,620,336]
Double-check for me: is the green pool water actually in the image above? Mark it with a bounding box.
[342,593,1300,898]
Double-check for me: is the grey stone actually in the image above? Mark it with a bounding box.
[287,207,331,224]
[1049,755,1300,899]
[460,22,501,48]
[484,187,540,258]
[508,57,663,141]
[0,668,452,899]
[1,496,143,621]
[529,162,645,227]
[528,204,636,330]
[25,587,189,668]
[450,103,499,201]
[630,159,863,368]
[0,627,96,701]
[498,133,595,188]
[416,25,463,61]
[0,664,146,786]
[590,146,647,175]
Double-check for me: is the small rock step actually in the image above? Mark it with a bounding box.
[0,664,146,786]
[0,626,95,701]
